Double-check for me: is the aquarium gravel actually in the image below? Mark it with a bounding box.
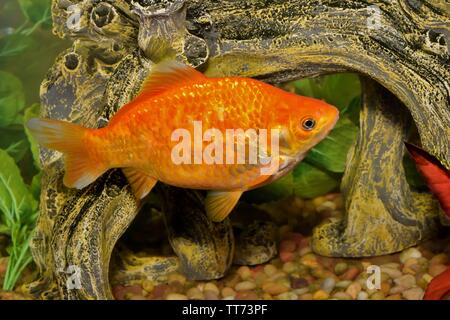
[105,195,449,301]
[0,193,449,300]
[110,242,449,301]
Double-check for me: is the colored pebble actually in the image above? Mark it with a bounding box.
[221,287,236,298]
[293,288,310,295]
[262,282,290,295]
[298,293,314,300]
[312,290,329,300]
[235,281,256,291]
[186,287,204,300]
[166,293,188,300]
[385,294,402,300]
[334,262,348,275]
[204,290,219,300]
[341,267,361,281]
[168,273,186,285]
[282,262,297,273]
[394,274,416,289]
[381,267,402,279]
[429,253,448,265]
[237,266,252,280]
[356,291,369,300]
[399,248,422,264]
[345,282,362,299]
[204,282,220,295]
[402,287,424,300]
[370,292,385,300]
[291,277,309,289]
[264,264,278,276]
[335,280,352,289]
[235,291,259,300]
[280,251,294,262]
[276,292,298,300]
[332,292,352,300]
[280,240,296,253]
[321,277,336,293]
[428,264,447,277]
[316,201,337,212]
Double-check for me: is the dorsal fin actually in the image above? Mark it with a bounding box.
[107,60,207,126]
[136,60,207,99]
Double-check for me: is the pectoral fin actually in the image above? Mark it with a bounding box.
[122,168,157,199]
[205,190,243,222]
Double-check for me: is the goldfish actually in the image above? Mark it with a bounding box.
[27,60,339,222]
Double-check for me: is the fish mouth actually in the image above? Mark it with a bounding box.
[316,112,340,142]
[330,112,340,128]
[325,110,339,132]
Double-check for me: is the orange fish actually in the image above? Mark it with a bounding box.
[27,61,339,221]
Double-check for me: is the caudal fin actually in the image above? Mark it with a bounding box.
[27,118,106,189]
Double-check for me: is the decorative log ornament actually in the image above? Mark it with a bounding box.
[25,0,449,299]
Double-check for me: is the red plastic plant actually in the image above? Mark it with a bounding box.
[404,142,450,300]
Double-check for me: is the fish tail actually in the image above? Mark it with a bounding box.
[27,118,106,189]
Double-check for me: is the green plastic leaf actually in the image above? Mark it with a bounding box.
[5,139,29,163]
[293,162,340,199]
[341,96,361,126]
[0,71,26,127]
[23,103,41,168]
[0,151,37,291]
[243,173,294,204]
[305,117,358,173]
[0,223,9,235]
[30,172,42,200]
[18,0,52,28]
[294,73,361,110]
[0,33,35,58]
[0,149,37,228]
[0,126,29,163]
[403,155,427,190]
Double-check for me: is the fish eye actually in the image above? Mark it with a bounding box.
[301,118,316,131]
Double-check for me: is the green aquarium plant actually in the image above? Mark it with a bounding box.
[0,149,38,291]
[0,0,66,290]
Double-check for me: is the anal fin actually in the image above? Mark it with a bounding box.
[122,168,157,199]
[205,190,243,222]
